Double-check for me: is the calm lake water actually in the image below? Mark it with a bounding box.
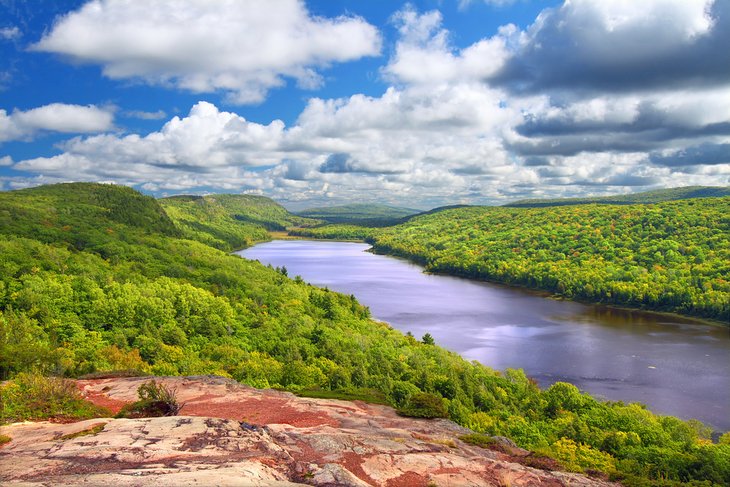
[239,240,730,432]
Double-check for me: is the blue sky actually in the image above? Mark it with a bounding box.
[1,0,728,209]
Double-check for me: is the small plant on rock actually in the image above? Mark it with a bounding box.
[116,380,183,418]
[397,392,448,419]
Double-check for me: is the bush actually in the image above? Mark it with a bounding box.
[115,380,182,418]
[460,433,497,449]
[0,372,110,424]
[397,392,448,419]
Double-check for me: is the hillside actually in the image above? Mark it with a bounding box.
[1,183,729,485]
[295,198,730,321]
[296,203,421,226]
[505,186,730,208]
[0,182,179,249]
[160,193,317,250]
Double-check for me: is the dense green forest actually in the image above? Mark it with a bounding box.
[160,193,317,251]
[297,197,730,321]
[505,186,730,208]
[1,183,729,485]
[296,203,421,227]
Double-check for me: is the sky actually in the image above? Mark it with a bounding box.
[1,0,729,210]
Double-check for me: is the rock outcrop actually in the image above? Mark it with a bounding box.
[0,376,616,486]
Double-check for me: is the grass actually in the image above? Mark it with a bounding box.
[0,434,11,446]
[59,422,106,440]
[294,387,390,405]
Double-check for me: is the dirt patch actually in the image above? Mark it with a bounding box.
[386,470,430,487]
[182,396,340,428]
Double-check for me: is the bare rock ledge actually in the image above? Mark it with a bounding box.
[0,376,617,486]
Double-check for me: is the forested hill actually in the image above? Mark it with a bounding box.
[296,203,421,226]
[505,186,730,208]
[295,197,730,322]
[0,182,179,247]
[160,193,317,250]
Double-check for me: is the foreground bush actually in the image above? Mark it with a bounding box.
[0,372,109,423]
[116,380,182,418]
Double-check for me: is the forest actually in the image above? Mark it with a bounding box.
[1,183,729,486]
[296,197,730,322]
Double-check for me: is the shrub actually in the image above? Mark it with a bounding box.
[460,433,497,449]
[397,392,448,419]
[0,372,110,424]
[115,380,182,418]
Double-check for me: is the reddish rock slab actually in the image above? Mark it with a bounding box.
[0,376,619,487]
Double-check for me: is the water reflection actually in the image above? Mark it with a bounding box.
[240,240,730,432]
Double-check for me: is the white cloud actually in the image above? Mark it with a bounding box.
[33,0,381,104]
[0,103,115,142]
[384,6,512,86]
[0,155,13,166]
[125,109,167,120]
[0,26,20,40]
[16,102,285,173]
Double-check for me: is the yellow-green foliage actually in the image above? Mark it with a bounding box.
[546,437,616,473]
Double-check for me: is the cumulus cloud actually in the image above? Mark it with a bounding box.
[0,103,115,142]
[383,5,512,86]
[494,0,730,93]
[32,0,381,104]
[16,102,285,175]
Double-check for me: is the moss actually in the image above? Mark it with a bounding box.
[59,422,106,440]
[0,434,11,446]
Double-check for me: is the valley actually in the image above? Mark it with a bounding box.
[1,183,729,486]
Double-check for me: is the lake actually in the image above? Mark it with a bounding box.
[239,240,730,432]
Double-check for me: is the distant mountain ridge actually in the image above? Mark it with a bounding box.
[504,186,730,208]
[296,203,421,227]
